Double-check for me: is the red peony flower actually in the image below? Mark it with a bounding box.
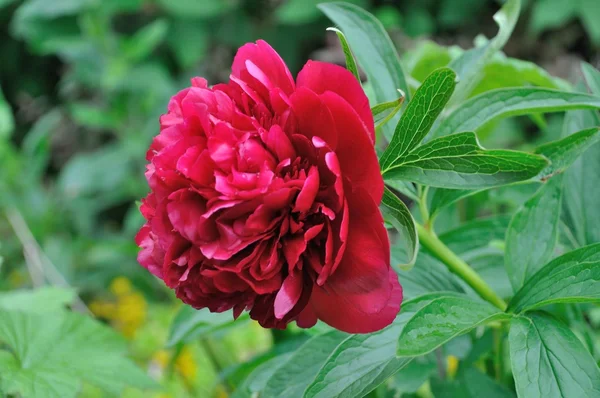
[135,40,402,333]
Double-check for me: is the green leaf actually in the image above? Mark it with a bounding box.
[380,68,456,172]
[562,109,600,246]
[509,313,600,398]
[0,87,14,139]
[382,132,548,189]
[381,188,418,270]
[396,294,510,357]
[167,20,209,69]
[326,27,360,81]
[156,0,238,18]
[0,287,75,313]
[534,127,600,180]
[505,176,563,292]
[167,306,249,347]
[232,354,293,398]
[395,250,466,300]
[471,55,571,96]
[440,215,513,297]
[319,2,410,139]
[435,88,600,138]
[0,309,156,398]
[304,293,453,398]
[432,367,515,398]
[448,0,521,104]
[508,243,600,313]
[371,94,405,118]
[261,331,348,398]
[386,179,419,202]
[122,19,169,62]
[429,188,482,220]
[582,62,600,95]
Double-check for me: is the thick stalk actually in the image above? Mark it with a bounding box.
[416,223,507,311]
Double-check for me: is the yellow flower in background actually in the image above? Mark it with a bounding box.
[447,355,459,378]
[175,346,197,383]
[90,276,147,338]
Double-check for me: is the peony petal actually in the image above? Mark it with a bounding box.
[232,40,295,96]
[289,87,338,150]
[320,91,384,203]
[297,60,375,142]
[309,188,400,333]
[296,304,318,328]
[274,270,304,319]
[294,166,320,213]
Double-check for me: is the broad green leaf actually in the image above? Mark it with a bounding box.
[582,62,600,95]
[562,109,600,246]
[261,331,348,398]
[386,179,418,202]
[231,354,292,398]
[381,188,418,270]
[0,310,156,398]
[509,313,600,398]
[319,2,410,139]
[448,0,520,105]
[380,68,456,171]
[432,367,515,398]
[0,287,75,313]
[382,132,548,189]
[508,243,600,313]
[435,88,600,138]
[304,293,455,398]
[391,354,437,394]
[505,176,563,292]
[326,27,360,81]
[471,55,571,96]
[396,294,510,357]
[440,215,513,297]
[395,250,465,300]
[534,127,600,180]
[429,188,482,220]
[0,87,14,139]
[167,306,249,347]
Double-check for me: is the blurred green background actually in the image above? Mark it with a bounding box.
[0,0,598,397]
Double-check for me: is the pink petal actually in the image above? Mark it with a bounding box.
[294,166,320,213]
[297,60,375,142]
[309,189,400,333]
[231,40,295,96]
[320,91,384,204]
[274,270,304,319]
[289,87,338,150]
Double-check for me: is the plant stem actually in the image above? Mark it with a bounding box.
[416,223,507,311]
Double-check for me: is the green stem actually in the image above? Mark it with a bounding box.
[416,223,507,311]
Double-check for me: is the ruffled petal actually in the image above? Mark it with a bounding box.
[297,60,375,142]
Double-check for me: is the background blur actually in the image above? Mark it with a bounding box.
[0,0,598,397]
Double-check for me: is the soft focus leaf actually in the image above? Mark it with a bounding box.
[326,27,360,81]
[440,215,513,298]
[534,127,600,180]
[167,306,249,347]
[0,309,156,398]
[448,0,520,104]
[304,293,454,398]
[319,2,410,139]
[582,62,600,95]
[381,188,418,270]
[261,331,348,398]
[435,88,600,138]
[509,313,600,398]
[396,294,510,357]
[156,0,238,18]
[122,19,169,62]
[380,68,456,171]
[508,243,600,313]
[383,132,548,189]
[231,354,293,398]
[0,87,14,139]
[432,367,515,398]
[0,287,75,313]
[429,188,482,220]
[505,176,563,292]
